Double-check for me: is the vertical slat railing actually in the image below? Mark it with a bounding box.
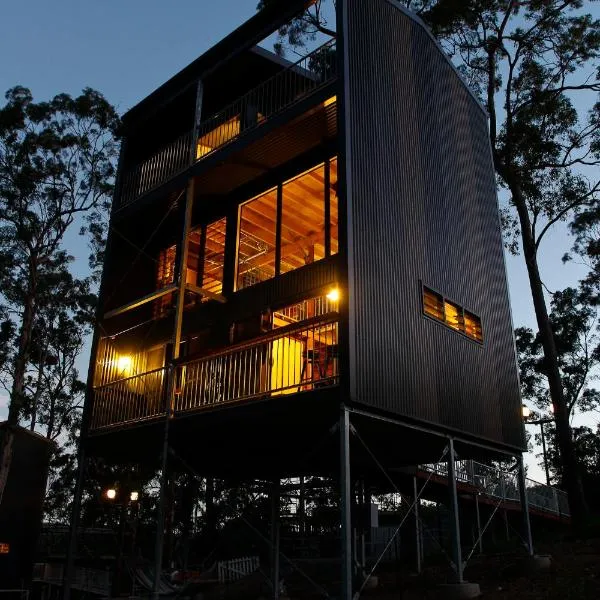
[419,459,570,517]
[118,39,338,208]
[120,131,193,206]
[90,367,167,430]
[176,316,339,412]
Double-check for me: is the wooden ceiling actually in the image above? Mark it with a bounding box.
[237,160,338,284]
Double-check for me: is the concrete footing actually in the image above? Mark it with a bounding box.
[437,582,481,599]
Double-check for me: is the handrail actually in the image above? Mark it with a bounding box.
[176,315,339,412]
[118,39,337,207]
[93,366,166,391]
[195,39,337,160]
[420,460,569,517]
[181,312,339,364]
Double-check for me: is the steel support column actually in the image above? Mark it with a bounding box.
[447,438,464,583]
[517,454,534,556]
[271,478,281,600]
[153,179,195,599]
[413,476,422,573]
[474,493,483,554]
[340,405,352,600]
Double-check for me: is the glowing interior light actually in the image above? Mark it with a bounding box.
[326,288,340,302]
[116,355,132,374]
[106,488,117,500]
[130,491,139,502]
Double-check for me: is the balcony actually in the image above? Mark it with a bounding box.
[120,40,337,207]
[89,314,340,432]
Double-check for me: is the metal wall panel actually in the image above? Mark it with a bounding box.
[343,0,523,449]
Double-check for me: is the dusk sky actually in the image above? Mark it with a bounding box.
[1,0,598,480]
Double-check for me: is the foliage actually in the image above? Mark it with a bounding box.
[0,85,120,502]
[516,286,600,417]
[545,424,600,507]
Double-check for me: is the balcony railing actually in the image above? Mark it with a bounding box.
[90,315,339,431]
[119,39,337,206]
[421,460,569,517]
[177,314,339,412]
[90,367,166,430]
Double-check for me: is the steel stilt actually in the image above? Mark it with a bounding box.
[447,439,464,583]
[271,478,281,600]
[340,406,352,600]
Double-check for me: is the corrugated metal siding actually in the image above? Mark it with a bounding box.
[343,0,523,449]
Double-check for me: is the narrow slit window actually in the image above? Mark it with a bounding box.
[444,300,464,332]
[422,286,482,343]
[464,311,483,342]
[202,217,226,295]
[423,287,444,321]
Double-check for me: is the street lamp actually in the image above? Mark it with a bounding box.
[522,404,553,486]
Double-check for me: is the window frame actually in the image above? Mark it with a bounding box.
[235,156,338,292]
[421,283,484,345]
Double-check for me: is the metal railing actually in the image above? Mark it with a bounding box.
[89,316,339,430]
[120,131,193,206]
[176,315,339,412]
[420,459,569,517]
[118,39,337,207]
[90,367,166,431]
[195,39,337,161]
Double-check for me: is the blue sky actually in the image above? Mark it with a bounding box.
[0,1,597,480]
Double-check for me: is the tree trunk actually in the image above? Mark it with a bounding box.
[0,278,36,504]
[505,168,588,525]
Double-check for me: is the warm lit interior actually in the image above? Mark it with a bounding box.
[422,286,483,343]
[95,340,164,387]
[237,187,278,289]
[270,293,339,395]
[237,158,339,291]
[196,116,241,159]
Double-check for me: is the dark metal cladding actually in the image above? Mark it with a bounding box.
[342,0,524,450]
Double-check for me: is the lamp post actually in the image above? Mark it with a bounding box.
[104,487,140,597]
[521,405,553,486]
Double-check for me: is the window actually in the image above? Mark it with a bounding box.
[237,187,277,290]
[201,217,226,295]
[236,157,339,291]
[155,245,176,317]
[464,310,483,343]
[423,287,444,321]
[422,286,483,343]
[280,164,326,274]
[330,157,339,256]
[155,216,227,317]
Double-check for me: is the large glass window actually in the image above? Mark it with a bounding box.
[237,187,278,290]
[330,157,339,256]
[202,217,227,295]
[280,164,326,274]
[235,157,338,291]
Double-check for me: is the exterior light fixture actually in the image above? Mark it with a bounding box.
[116,355,133,375]
[326,288,340,302]
[130,491,139,502]
[106,488,117,500]
[521,404,531,419]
